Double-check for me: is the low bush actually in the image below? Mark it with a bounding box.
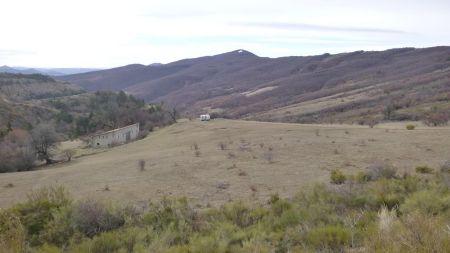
[306,225,351,251]
[415,165,433,174]
[12,186,71,246]
[366,162,397,180]
[354,171,371,183]
[401,190,450,215]
[3,164,450,252]
[367,211,450,252]
[330,169,346,184]
[0,210,26,253]
[72,199,125,238]
[406,124,415,130]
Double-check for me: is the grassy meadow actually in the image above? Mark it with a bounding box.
[1,119,450,208]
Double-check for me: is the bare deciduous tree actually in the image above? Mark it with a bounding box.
[31,124,60,164]
[0,129,35,172]
[167,106,178,123]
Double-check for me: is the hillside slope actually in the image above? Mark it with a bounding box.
[1,119,449,208]
[60,47,450,124]
[0,73,84,130]
[0,73,83,101]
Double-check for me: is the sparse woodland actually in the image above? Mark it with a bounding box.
[0,74,175,172]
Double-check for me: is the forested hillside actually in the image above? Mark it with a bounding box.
[60,47,450,125]
[0,73,175,173]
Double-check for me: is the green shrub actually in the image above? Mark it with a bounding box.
[270,197,292,217]
[415,165,434,174]
[90,232,124,253]
[32,243,60,253]
[366,177,425,209]
[69,227,147,253]
[330,169,346,184]
[240,238,274,253]
[0,210,26,253]
[222,201,255,228]
[12,186,71,246]
[38,206,74,247]
[306,225,351,251]
[189,234,229,253]
[406,124,415,130]
[354,171,371,183]
[143,197,197,234]
[401,190,450,215]
[4,165,450,252]
[367,211,450,252]
[270,209,301,230]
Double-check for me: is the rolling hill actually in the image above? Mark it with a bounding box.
[1,119,449,208]
[60,47,450,124]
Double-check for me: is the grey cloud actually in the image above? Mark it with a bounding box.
[233,22,406,34]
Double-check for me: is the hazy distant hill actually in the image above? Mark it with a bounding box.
[59,47,450,124]
[0,73,84,101]
[0,66,101,76]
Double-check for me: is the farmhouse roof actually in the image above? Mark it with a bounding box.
[91,123,139,138]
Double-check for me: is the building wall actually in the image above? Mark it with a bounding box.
[91,123,139,148]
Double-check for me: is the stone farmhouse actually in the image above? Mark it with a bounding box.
[90,123,139,148]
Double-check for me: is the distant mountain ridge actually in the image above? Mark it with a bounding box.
[59,47,450,124]
[0,66,101,76]
[0,72,84,102]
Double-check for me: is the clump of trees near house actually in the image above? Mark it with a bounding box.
[0,125,60,172]
[1,162,450,252]
[55,91,174,138]
[0,91,176,173]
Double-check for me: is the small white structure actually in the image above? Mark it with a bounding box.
[200,114,211,121]
[90,123,139,148]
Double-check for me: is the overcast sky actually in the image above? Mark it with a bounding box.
[1,0,449,68]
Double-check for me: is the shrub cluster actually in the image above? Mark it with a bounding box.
[330,169,346,184]
[1,166,450,252]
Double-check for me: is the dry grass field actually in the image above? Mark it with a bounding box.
[1,119,449,208]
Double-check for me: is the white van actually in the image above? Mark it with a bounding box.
[200,114,211,121]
